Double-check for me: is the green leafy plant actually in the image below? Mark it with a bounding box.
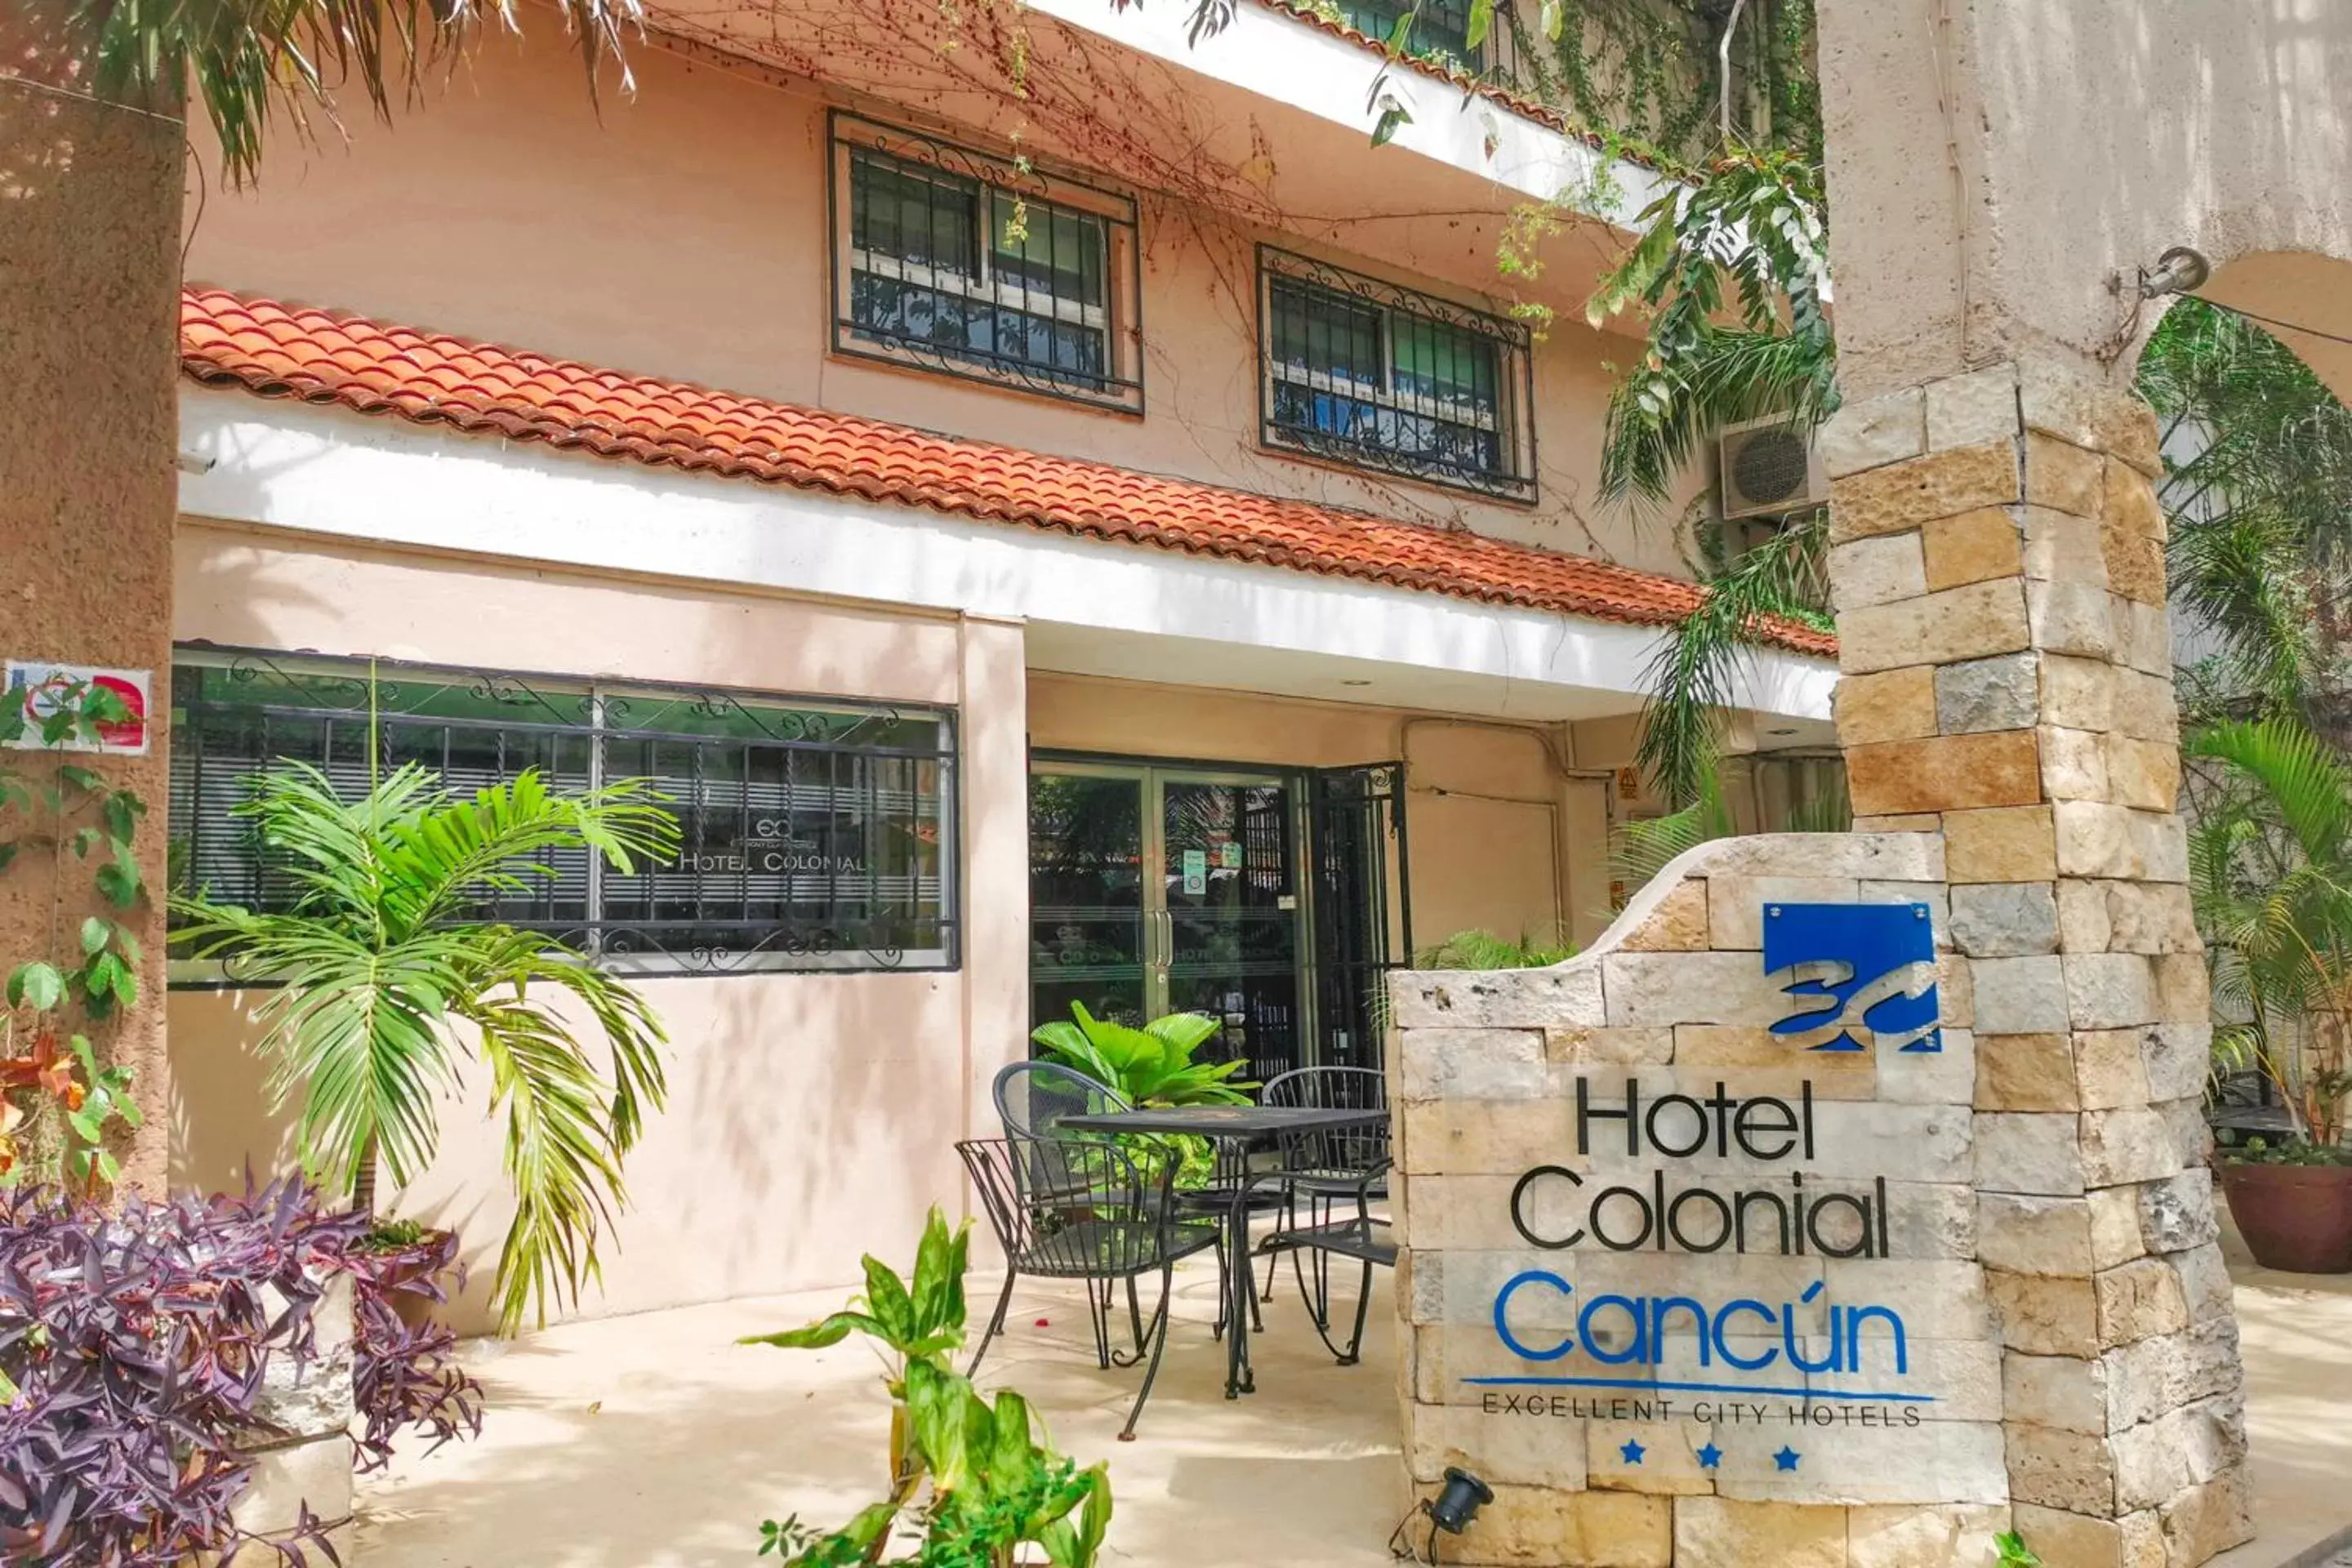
[1633,510,1830,810]
[0,678,151,1192]
[1993,1529,2042,1568]
[2221,1134,2352,1169]
[1411,928,1575,969]
[2140,296,2352,727]
[2187,716,2352,1150]
[1586,142,1838,511]
[170,759,679,1333]
[743,1208,1112,1567]
[1030,1003,1253,1107]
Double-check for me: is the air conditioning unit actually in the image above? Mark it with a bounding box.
[1718,416,1828,520]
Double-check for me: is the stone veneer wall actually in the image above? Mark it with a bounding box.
[1388,363,2250,1568]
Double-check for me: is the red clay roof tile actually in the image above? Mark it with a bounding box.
[176,287,1834,658]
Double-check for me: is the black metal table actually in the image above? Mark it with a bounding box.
[1060,1103,1391,1399]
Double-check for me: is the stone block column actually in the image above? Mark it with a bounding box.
[1821,365,2252,1566]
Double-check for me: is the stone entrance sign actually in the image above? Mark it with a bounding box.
[1388,366,2250,1566]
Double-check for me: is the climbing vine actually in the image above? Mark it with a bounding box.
[0,679,149,1192]
[1535,0,1819,166]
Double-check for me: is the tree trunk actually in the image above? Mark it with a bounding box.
[0,65,186,1201]
[352,1130,380,1218]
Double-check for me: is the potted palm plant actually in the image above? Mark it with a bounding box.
[2188,718,2352,1273]
[172,760,680,1330]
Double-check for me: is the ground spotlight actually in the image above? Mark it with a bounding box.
[1391,1468,1494,1564]
[1430,1468,1492,1535]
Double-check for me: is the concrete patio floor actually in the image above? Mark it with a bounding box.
[355,1241,2352,1567]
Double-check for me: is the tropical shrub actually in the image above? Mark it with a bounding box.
[1030,1003,1251,1107]
[742,1208,1111,1567]
[172,760,679,1332]
[2188,717,2352,1150]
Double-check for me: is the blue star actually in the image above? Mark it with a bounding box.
[1695,1442,1722,1470]
[1773,1446,1802,1472]
[1618,1439,1646,1465]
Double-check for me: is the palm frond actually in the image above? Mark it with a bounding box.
[1633,509,1828,809]
[1609,765,1739,891]
[69,0,640,185]
[172,762,676,1333]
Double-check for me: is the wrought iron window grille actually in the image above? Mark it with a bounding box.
[828,112,1147,415]
[167,647,960,978]
[1294,0,1539,96]
[1254,246,1538,502]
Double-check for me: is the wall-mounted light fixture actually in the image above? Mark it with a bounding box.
[2137,246,2212,300]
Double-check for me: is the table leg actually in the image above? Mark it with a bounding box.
[1226,1185,1255,1396]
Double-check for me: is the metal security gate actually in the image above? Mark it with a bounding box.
[1307,762,1410,1075]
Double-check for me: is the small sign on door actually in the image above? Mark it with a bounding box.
[1181,848,1208,895]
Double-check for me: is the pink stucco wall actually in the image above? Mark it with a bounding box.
[168,523,1031,1329]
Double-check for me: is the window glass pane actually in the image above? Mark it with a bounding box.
[849,149,978,278]
[1392,315,1499,417]
[1335,0,1471,60]
[170,653,956,975]
[1263,261,1523,492]
[1269,278,1382,390]
[840,138,1120,398]
[989,193,1107,308]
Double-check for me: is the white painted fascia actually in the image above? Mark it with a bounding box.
[1020,0,1670,228]
[173,390,1832,723]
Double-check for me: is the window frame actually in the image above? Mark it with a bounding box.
[166,646,961,982]
[827,111,1146,416]
[1254,244,1539,503]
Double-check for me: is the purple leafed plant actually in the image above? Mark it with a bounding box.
[0,1179,359,1566]
[0,1177,486,1566]
[344,1227,483,1472]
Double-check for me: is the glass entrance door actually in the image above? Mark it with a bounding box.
[1028,764,1304,1082]
[1159,776,1303,1082]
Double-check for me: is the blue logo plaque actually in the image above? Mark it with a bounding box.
[1762,902,1941,1054]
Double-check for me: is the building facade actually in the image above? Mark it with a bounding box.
[165,3,1837,1329]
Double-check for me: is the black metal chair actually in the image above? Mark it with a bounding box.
[992,1057,1258,1338]
[1257,1066,1394,1363]
[993,1058,1134,1139]
[958,1135,1222,1440]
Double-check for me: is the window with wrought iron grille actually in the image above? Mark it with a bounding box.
[167,649,958,976]
[1256,247,1536,501]
[829,113,1144,414]
[1331,0,1472,65]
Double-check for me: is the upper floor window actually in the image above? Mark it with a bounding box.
[168,648,959,975]
[1332,0,1472,65]
[1256,247,1537,501]
[830,113,1145,415]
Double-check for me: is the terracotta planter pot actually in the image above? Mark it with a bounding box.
[2219,1160,2352,1274]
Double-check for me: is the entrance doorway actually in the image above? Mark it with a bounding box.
[1027,757,1407,1084]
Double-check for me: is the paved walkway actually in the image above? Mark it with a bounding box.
[355,1241,2352,1566]
[2209,1227,2352,1568]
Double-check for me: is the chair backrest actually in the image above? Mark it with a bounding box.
[1260,1065,1389,1173]
[993,1059,1133,1139]
[956,1135,1174,1276]
[1260,1065,1387,1111]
